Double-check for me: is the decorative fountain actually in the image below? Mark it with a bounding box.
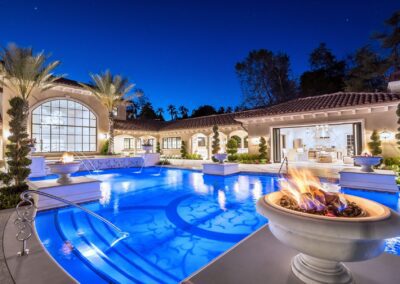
[257,169,400,284]
[353,152,382,172]
[47,152,82,184]
[202,152,239,176]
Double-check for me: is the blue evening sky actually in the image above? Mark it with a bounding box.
[0,0,398,113]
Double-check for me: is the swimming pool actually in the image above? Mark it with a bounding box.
[34,167,400,283]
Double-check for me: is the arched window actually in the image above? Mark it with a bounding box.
[31,99,97,152]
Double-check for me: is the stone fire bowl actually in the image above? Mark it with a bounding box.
[257,191,400,283]
[47,161,82,184]
[353,156,382,172]
[214,153,228,163]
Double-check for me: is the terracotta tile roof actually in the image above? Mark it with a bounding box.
[236,92,400,118]
[115,113,240,132]
[114,119,166,131]
[161,113,240,131]
[54,77,84,87]
[114,92,400,132]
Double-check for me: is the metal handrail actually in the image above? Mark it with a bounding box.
[15,190,129,256]
[278,156,289,175]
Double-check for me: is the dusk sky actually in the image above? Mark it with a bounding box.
[1,0,399,112]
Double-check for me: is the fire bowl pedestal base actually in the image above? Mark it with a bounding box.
[291,254,354,284]
[57,173,72,184]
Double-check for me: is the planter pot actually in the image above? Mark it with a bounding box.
[257,191,400,284]
[142,145,153,154]
[213,153,228,164]
[48,162,82,184]
[29,146,36,155]
[353,156,382,172]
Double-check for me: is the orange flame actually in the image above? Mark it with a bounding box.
[60,152,74,163]
[280,169,347,211]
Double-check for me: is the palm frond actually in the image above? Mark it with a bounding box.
[0,43,61,100]
[81,70,135,113]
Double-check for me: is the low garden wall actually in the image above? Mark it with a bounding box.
[167,158,208,168]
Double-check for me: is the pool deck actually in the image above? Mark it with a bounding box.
[167,161,357,180]
[185,225,400,284]
[0,209,76,284]
[2,206,400,284]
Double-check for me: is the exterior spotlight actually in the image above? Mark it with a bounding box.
[379,130,393,141]
[251,137,260,145]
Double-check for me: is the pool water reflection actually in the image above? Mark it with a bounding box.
[34,167,400,284]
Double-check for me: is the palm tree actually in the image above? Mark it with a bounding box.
[167,104,177,120]
[0,43,61,124]
[178,105,189,119]
[81,70,134,154]
[128,100,139,119]
[156,107,164,117]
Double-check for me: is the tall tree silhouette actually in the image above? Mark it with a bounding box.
[178,105,189,119]
[374,11,400,73]
[167,104,177,120]
[300,43,345,97]
[235,49,297,108]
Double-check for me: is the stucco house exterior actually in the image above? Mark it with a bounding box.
[1,77,400,164]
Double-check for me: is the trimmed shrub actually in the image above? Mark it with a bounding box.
[0,184,29,210]
[211,125,220,162]
[156,142,161,153]
[186,153,203,160]
[180,141,188,158]
[228,154,238,162]
[100,140,109,155]
[227,138,238,161]
[3,97,31,186]
[368,130,382,156]
[259,137,268,160]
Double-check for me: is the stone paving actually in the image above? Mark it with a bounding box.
[0,209,15,284]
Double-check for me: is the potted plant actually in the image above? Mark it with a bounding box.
[28,138,37,155]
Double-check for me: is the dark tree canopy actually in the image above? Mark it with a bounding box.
[300,43,346,97]
[178,105,189,119]
[126,91,165,120]
[309,43,337,70]
[138,102,159,120]
[345,46,388,92]
[374,11,400,73]
[235,49,297,108]
[167,104,177,120]
[191,105,217,118]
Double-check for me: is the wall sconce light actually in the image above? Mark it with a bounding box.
[379,129,394,141]
[251,137,260,145]
[102,133,109,140]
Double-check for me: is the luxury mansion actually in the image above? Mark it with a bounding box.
[1,77,400,164]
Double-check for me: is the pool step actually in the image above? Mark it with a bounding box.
[58,209,179,283]
[57,210,139,283]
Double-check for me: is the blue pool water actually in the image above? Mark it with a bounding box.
[34,167,400,283]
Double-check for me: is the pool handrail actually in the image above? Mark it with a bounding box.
[15,189,129,256]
